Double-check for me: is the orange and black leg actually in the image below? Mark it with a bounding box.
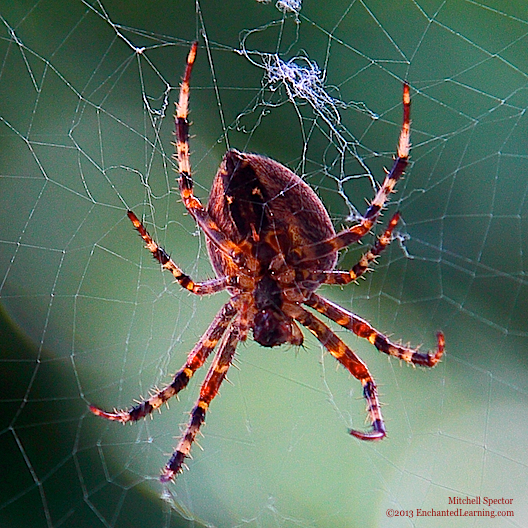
[89,300,237,423]
[161,324,239,481]
[316,211,401,286]
[285,303,386,440]
[127,210,229,295]
[305,293,444,367]
[294,84,411,264]
[174,42,257,273]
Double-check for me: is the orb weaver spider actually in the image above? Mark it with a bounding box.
[90,42,445,482]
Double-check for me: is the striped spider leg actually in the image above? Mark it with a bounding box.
[161,320,240,482]
[175,42,259,274]
[306,293,445,368]
[285,303,386,439]
[305,211,402,287]
[89,300,236,423]
[291,84,411,267]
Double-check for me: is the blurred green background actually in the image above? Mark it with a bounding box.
[1,1,528,527]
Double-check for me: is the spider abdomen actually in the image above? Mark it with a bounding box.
[206,149,337,278]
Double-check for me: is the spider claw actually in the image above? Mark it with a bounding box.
[349,420,386,441]
[431,331,445,364]
[160,469,176,483]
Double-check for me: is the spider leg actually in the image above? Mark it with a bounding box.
[127,210,228,295]
[305,293,444,367]
[284,303,385,440]
[294,84,410,265]
[161,323,239,482]
[314,211,401,286]
[89,300,237,422]
[174,42,258,273]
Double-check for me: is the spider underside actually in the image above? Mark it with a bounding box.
[90,42,445,483]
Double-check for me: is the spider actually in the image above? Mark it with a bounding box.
[90,42,445,483]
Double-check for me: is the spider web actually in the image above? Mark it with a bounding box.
[1,1,528,527]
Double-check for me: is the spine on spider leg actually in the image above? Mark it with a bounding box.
[364,83,411,221]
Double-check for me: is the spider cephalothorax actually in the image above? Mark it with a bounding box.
[90,42,445,483]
